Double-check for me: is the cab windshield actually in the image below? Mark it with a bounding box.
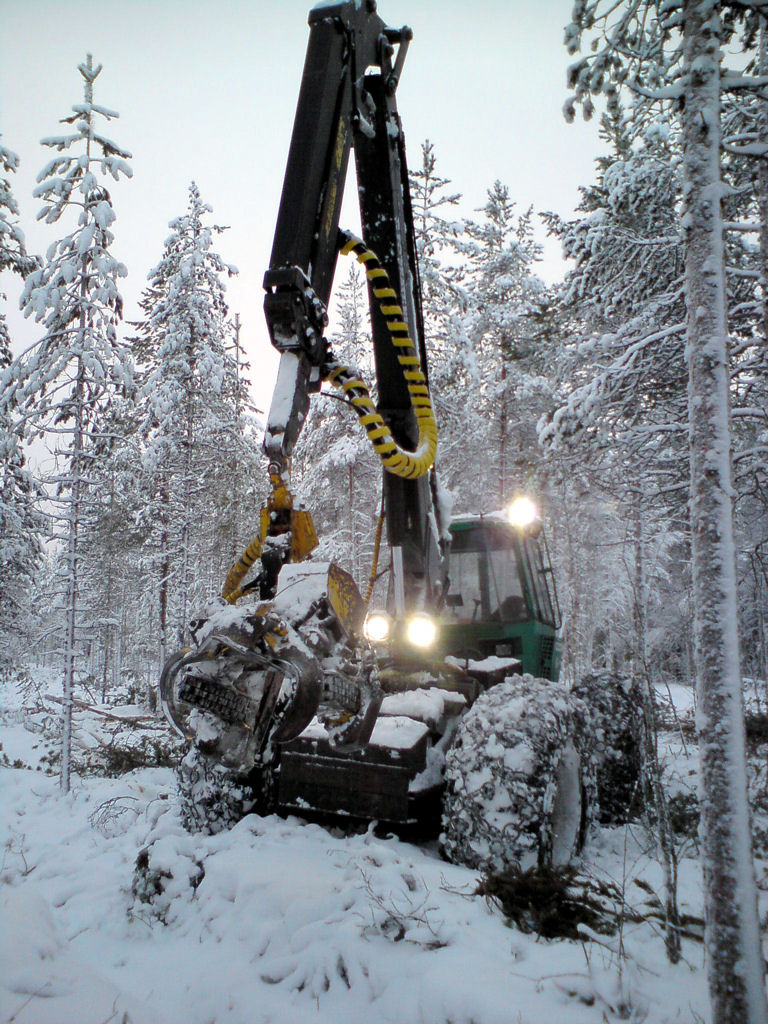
[446,525,528,624]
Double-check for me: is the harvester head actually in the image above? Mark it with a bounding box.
[161,562,382,775]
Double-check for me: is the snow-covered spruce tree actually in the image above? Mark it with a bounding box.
[544,111,683,326]
[209,313,264,575]
[408,140,462,347]
[0,336,44,678]
[76,391,146,701]
[0,138,38,283]
[136,183,238,657]
[566,3,768,1018]
[457,183,550,511]
[293,262,379,588]
[406,141,482,522]
[541,114,687,510]
[0,138,43,674]
[2,56,132,792]
[539,114,694,683]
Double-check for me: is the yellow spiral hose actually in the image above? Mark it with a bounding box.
[329,231,437,480]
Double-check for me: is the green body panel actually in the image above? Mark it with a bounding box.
[438,515,562,682]
[437,618,561,680]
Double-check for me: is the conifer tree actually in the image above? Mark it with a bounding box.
[213,313,264,572]
[541,116,687,513]
[293,263,379,586]
[1,56,132,791]
[0,138,43,673]
[407,140,479,522]
[408,140,462,341]
[459,183,547,510]
[77,391,145,700]
[0,138,38,285]
[136,183,239,654]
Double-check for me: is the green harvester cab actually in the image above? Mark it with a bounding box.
[439,514,562,681]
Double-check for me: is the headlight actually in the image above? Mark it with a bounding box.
[507,495,538,529]
[363,611,392,643]
[405,613,438,648]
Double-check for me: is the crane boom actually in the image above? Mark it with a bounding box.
[262,0,446,612]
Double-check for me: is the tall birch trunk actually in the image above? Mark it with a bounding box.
[682,2,768,1020]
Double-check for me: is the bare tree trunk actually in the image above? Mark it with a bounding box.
[61,361,85,793]
[230,313,242,566]
[759,17,768,346]
[682,3,768,1020]
[558,478,580,681]
[178,350,195,644]
[633,502,681,963]
[158,492,170,670]
[348,464,359,583]
[756,556,768,687]
[117,578,126,697]
[144,578,158,713]
[179,475,191,644]
[499,354,507,509]
[101,473,115,703]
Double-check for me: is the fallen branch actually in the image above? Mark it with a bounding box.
[44,694,155,724]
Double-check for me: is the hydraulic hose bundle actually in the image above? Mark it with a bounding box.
[327,230,437,481]
[222,231,437,606]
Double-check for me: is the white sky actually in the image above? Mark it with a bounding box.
[1,0,601,415]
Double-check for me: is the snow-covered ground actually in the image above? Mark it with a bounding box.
[1,675,764,1024]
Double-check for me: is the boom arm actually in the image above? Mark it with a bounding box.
[263,0,447,612]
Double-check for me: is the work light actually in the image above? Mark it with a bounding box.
[363,610,392,643]
[507,495,538,529]
[405,612,438,648]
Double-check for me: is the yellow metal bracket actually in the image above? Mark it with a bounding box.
[221,470,318,605]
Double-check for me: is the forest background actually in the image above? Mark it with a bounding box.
[4,2,768,1020]
[2,5,767,706]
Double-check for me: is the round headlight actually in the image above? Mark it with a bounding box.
[364,611,392,643]
[406,612,438,648]
[507,495,538,529]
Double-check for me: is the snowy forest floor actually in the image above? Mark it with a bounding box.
[1,673,768,1024]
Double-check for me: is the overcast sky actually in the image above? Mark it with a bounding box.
[1,0,601,414]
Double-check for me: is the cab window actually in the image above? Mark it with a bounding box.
[447,526,529,624]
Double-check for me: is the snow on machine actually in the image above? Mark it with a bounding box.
[161,0,603,873]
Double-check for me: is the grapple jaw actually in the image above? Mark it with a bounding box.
[161,562,382,774]
[160,632,321,772]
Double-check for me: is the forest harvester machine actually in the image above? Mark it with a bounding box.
[160,0,612,874]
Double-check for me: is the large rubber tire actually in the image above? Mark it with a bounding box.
[440,675,595,874]
[571,672,644,825]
